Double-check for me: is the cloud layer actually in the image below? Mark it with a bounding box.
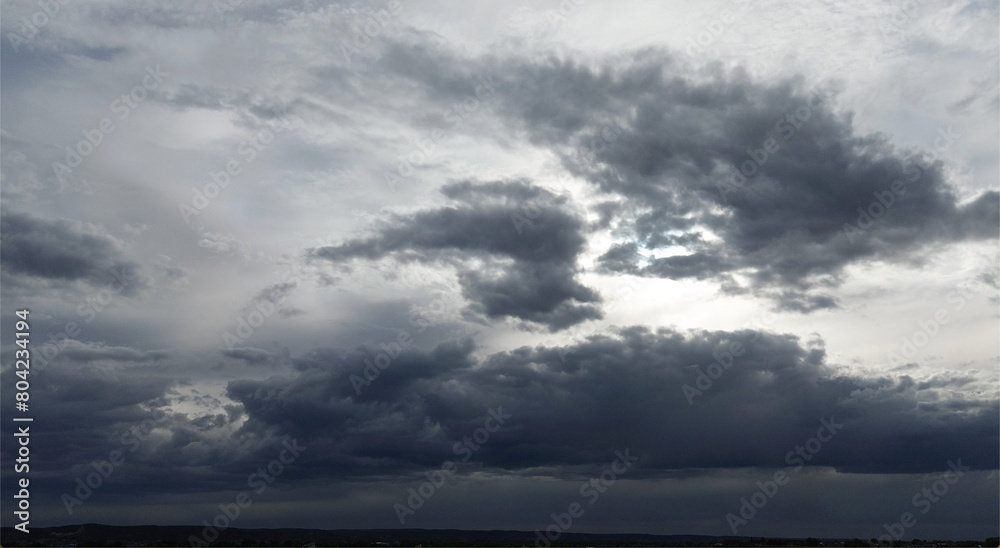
[223,327,997,477]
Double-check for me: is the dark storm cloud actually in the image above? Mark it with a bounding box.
[377,45,998,310]
[0,346,176,489]
[311,180,602,331]
[3,333,995,525]
[221,327,996,478]
[0,210,147,294]
[0,344,313,507]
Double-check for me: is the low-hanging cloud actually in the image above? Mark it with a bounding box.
[224,327,997,478]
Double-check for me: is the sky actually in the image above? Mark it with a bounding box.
[1,0,998,541]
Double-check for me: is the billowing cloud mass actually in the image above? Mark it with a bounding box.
[378,46,999,311]
[225,326,997,476]
[0,0,997,540]
[10,328,995,492]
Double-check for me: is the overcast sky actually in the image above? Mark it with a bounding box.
[1,0,998,540]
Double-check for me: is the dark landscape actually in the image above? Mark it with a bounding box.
[1,526,997,548]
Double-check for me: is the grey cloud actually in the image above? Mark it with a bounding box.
[457,261,601,330]
[311,180,601,331]
[71,44,129,62]
[255,280,297,304]
[158,84,232,111]
[158,84,304,127]
[0,210,147,295]
[60,341,168,363]
[768,292,839,313]
[221,346,280,366]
